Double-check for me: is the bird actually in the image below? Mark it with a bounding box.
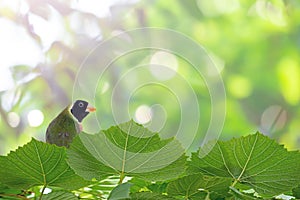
[46,99,96,147]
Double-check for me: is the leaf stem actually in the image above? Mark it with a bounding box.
[204,192,210,200]
[231,134,258,188]
[231,179,238,187]
[119,173,125,184]
[119,121,132,184]
[39,185,47,200]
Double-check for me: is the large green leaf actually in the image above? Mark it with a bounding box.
[0,183,25,200]
[166,174,232,199]
[0,138,89,190]
[188,132,300,197]
[292,185,300,199]
[66,136,117,180]
[67,121,186,182]
[229,186,261,200]
[129,192,174,200]
[43,191,78,200]
[128,178,168,194]
[130,154,187,182]
[108,182,132,200]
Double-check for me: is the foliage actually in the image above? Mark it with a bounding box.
[1,121,300,199]
[0,138,89,190]
[1,0,300,199]
[1,0,300,156]
[187,133,300,197]
[67,120,186,183]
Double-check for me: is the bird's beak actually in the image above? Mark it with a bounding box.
[86,104,96,112]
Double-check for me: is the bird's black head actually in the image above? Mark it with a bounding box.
[70,100,96,122]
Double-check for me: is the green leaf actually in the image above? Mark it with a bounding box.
[131,154,187,182]
[0,182,10,192]
[0,183,25,200]
[108,182,133,200]
[0,138,89,190]
[67,136,116,181]
[93,176,120,198]
[67,120,186,182]
[129,192,174,200]
[166,174,231,199]
[43,191,78,200]
[292,185,300,199]
[128,178,150,193]
[188,132,300,197]
[147,182,168,194]
[129,178,168,194]
[229,187,261,200]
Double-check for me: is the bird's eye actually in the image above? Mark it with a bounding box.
[78,102,84,107]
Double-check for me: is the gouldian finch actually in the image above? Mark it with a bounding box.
[46,100,96,147]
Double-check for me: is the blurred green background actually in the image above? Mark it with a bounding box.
[0,0,300,155]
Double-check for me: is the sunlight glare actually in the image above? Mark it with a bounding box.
[71,0,121,18]
[135,105,152,124]
[27,110,44,127]
[8,112,20,128]
[0,19,42,91]
[150,51,178,81]
[40,187,52,195]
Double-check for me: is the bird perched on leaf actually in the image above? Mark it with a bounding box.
[46,100,96,147]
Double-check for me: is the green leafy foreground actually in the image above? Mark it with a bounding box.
[0,121,300,199]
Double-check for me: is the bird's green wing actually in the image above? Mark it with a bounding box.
[46,107,79,147]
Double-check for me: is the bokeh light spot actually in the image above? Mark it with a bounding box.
[135,105,152,124]
[260,105,287,134]
[7,112,20,128]
[227,75,252,98]
[197,0,240,17]
[150,51,178,80]
[27,110,44,127]
[277,58,300,105]
[249,0,286,26]
[101,82,110,94]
